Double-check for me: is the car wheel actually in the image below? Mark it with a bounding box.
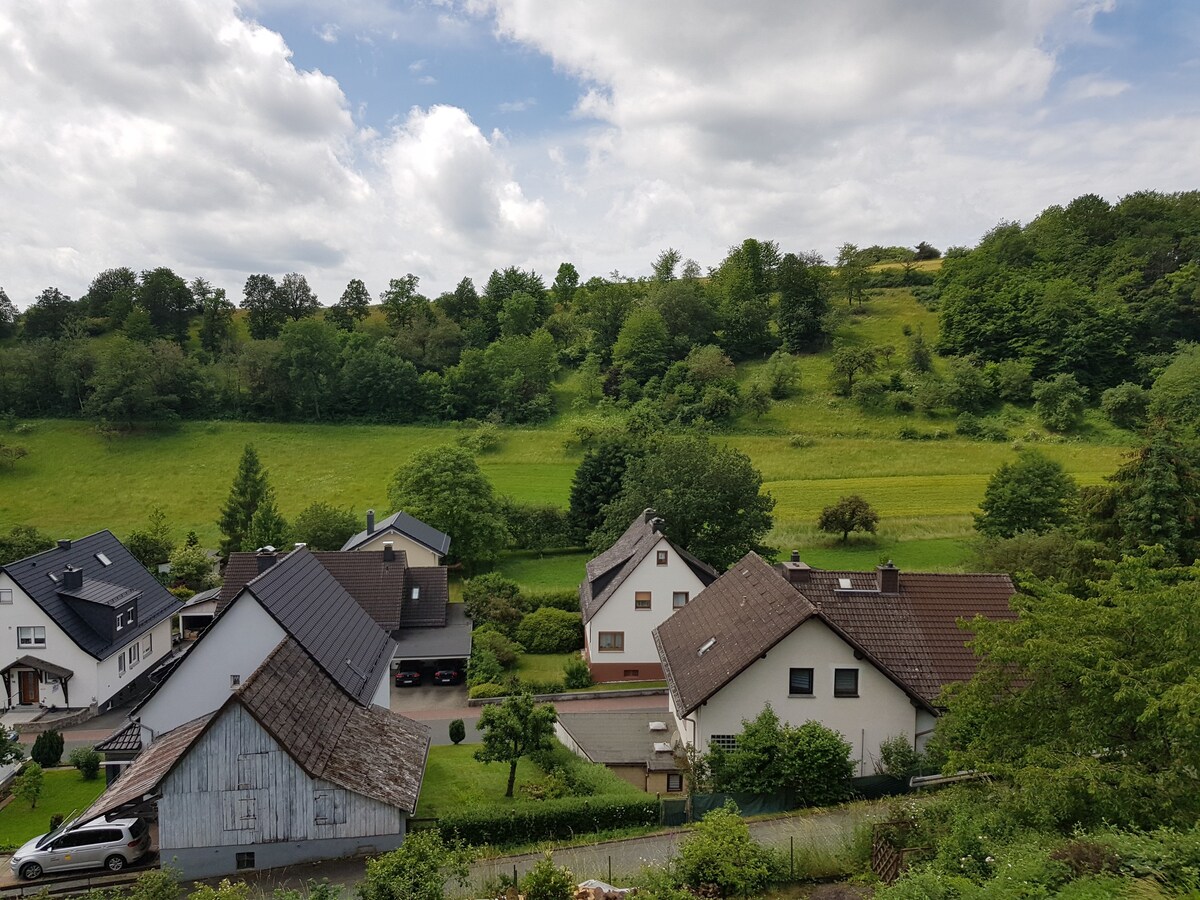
[104,854,127,872]
[19,862,43,880]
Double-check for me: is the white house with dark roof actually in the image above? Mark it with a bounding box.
[580,509,718,682]
[0,533,182,713]
[80,637,430,879]
[340,509,451,567]
[653,552,1016,775]
[133,546,395,747]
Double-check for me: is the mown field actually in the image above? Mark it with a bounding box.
[0,289,1131,589]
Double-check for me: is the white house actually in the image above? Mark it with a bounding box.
[80,637,430,879]
[340,509,450,567]
[133,546,395,747]
[0,532,181,714]
[580,509,718,682]
[654,552,1015,776]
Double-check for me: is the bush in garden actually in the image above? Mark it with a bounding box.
[30,730,63,768]
[514,607,583,654]
[449,719,466,745]
[562,656,593,690]
[68,746,101,780]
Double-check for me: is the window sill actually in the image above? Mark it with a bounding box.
[788,693,814,698]
[834,694,860,699]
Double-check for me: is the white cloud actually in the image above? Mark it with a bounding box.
[314,21,338,43]
[498,97,536,113]
[1063,73,1131,100]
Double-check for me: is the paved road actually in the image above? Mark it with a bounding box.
[225,799,889,899]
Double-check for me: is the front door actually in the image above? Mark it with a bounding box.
[17,670,39,705]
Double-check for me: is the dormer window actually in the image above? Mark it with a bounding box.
[126,605,136,626]
[115,613,123,631]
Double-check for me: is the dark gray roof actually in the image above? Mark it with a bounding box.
[400,568,450,627]
[341,510,451,556]
[0,531,182,660]
[95,721,142,754]
[580,511,718,623]
[2,655,74,679]
[556,711,681,771]
[240,547,396,707]
[392,604,472,661]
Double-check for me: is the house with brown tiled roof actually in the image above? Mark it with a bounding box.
[580,509,718,682]
[79,637,430,879]
[652,551,1015,776]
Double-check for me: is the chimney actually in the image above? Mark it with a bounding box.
[782,552,812,585]
[256,551,278,574]
[649,517,665,534]
[366,509,376,535]
[62,566,84,591]
[642,507,656,524]
[877,560,899,594]
[382,541,395,562]
[57,539,72,551]
[293,542,307,551]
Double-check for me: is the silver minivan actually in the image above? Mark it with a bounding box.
[9,817,150,880]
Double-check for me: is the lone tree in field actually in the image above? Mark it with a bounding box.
[13,761,43,809]
[474,691,557,798]
[818,495,880,543]
[217,445,272,556]
[974,450,1078,539]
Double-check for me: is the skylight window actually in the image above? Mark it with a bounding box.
[411,587,420,600]
[698,637,716,656]
[95,552,112,566]
[838,578,853,589]
[47,572,59,583]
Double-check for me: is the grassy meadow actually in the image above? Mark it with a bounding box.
[0,288,1132,590]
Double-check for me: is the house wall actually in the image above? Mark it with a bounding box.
[354,533,440,567]
[0,572,98,708]
[585,539,707,681]
[158,703,405,879]
[673,618,920,776]
[371,669,391,709]
[138,597,285,741]
[95,618,175,712]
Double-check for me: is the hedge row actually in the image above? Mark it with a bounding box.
[437,794,659,846]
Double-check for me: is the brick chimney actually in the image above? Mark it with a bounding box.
[877,560,899,594]
[62,566,84,591]
[382,541,395,562]
[642,507,656,524]
[781,550,812,585]
[366,509,376,535]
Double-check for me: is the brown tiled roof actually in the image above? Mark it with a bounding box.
[654,552,1016,716]
[238,639,431,813]
[580,511,719,623]
[83,638,431,823]
[79,714,213,823]
[94,721,142,754]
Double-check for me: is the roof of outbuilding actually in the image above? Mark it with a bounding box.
[0,531,182,660]
[556,711,682,771]
[579,511,719,623]
[341,511,451,556]
[81,637,431,823]
[654,553,1016,716]
[94,721,143,754]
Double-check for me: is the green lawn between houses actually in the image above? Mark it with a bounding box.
[0,289,1130,583]
[0,768,107,849]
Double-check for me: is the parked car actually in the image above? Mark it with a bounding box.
[432,667,462,685]
[394,669,422,687]
[10,817,151,880]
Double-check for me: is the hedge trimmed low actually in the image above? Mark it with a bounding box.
[438,794,659,846]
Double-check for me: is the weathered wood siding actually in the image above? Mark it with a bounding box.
[159,704,402,849]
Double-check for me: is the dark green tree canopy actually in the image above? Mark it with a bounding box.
[817,495,879,543]
[974,450,1078,539]
[474,691,557,798]
[290,502,359,550]
[593,434,774,570]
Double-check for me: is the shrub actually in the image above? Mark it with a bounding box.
[449,719,466,745]
[69,746,101,780]
[357,829,471,900]
[519,678,565,695]
[520,855,575,900]
[1101,382,1149,430]
[515,607,584,654]
[438,794,659,846]
[876,734,923,779]
[463,573,524,634]
[1033,373,1086,432]
[762,350,800,399]
[675,802,779,897]
[30,730,63,768]
[787,433,815,449]
[471,627,522,668]
[467,682,508,700]
[129,868,183,900]
[501,500,574,552]
[563,656,593,690]
[467,645,503,687]
[521,590,580,613]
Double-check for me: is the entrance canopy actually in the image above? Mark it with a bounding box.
[3,656,74,680]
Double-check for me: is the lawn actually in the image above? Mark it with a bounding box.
[0,769,107,848]
[514,652,575,683]
[415,745,546,817]
[0,288,1131,573]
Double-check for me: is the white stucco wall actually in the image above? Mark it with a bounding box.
[1,572,100,708]
[138,595,285,741]
[586,538,709,667]
[354,533,440,567]
[675,618,921,776]
[95,618,175,706]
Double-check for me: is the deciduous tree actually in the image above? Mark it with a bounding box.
[357,829,471,900]
[974,450,1078,538]
[818,495,879,543]
[474,691,557,798]
[290,502,359,550]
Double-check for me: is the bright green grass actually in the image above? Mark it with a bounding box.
[0,769,107,847]
[515,652,574,683]
[415,745,544,817]
[0,289,1131,572]
[498,551,591,593]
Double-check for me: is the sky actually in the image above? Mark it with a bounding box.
[2,0,1199,308]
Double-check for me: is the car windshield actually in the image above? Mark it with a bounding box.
[128,819,147,838]
[36,818,77,850]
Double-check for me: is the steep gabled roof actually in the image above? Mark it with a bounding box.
[654,552,1016,717]
[580,511,719,622]
[82,638,431,824]
[341,511,451,556]
[0,531,182,660]
[239,548,396,706]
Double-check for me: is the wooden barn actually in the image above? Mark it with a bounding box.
[78,637,430,879]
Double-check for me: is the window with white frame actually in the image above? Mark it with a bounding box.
[126,605,136,626]
[115,612,123,631]
[17,626,45,648]
[118,654,126,676]
[143,633,152,657]
[0,589,12,605]
[128,642,140,668]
